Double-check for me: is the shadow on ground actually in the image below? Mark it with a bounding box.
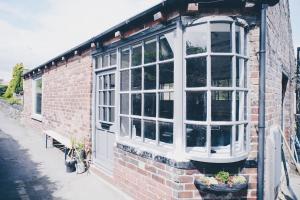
[0,129,63,200]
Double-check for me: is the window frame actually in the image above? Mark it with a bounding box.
[118,33,175,148]
[183,17,250,162]
[31,76,43,121]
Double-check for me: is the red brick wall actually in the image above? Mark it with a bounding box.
[22,50,93,140]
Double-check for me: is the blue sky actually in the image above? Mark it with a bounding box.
[0,0,299,83]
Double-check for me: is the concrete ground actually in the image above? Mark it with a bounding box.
[0,110,131,200]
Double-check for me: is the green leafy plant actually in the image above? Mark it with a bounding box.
[3,63,24,98]
[0,85,8,96]
[7,98,21,105]
[215,171,230,183]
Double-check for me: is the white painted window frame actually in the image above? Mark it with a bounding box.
[31,76,43,121]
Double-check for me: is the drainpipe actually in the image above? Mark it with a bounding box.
[257,2,268,200]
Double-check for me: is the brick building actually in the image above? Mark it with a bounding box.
[22,0,296,199]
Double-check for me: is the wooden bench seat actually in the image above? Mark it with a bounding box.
[44,130,72,160]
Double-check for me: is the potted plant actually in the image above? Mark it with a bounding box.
[74,140,86,174]
[194,171,248,193]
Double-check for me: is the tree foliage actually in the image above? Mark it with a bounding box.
[3,63,24,98]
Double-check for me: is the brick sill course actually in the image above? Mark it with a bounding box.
[116,142,257,170]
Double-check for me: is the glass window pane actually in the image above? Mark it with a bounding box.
[159,62,174,89]
[120,70,129,91]
[99,107,103,121]
[121,49,130,68]
[186,92,207,121]
[186,23,207,55]
[211,56,232,87]
[211,91,232,121]
[144,40,156,63]
[144,120,156,140]
[120,94,129,114]
[244,124,248,151]
[236,92,240,121]
[36,93,42,114]
[110,52,116,65]
[186,124,206,147]
[236,58,244,87]
[144,65,156,90]
[131,94,141,116]
[211,23,231,53]
[104,75,109,89]
[96,56,101,69]
[120,116,129,137]
[98,92,102,105]
[244,93,247,120]
[109,74,115,89]
[236,25,241,54]
[244,61,247,87]
[103,107,107,121]
[186,57,206,87]
[132,45,142,66]
[131,68,142,90]
[103,92,107,105]
[109,108,114,122]
[159,122,173,144]
[159,32,174,60]
[102,54,109,67]
[144,93,156,117]
[132,118,141,137]
[211,125,232,147]
[159,92,173,119]
[109,91,115,106]
[98,76,102,90]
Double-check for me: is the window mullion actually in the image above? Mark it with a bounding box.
[207,20,212,157]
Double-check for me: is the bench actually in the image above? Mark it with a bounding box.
[44,130,72,160]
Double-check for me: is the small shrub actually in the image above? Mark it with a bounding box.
[215,171,230,183]
[7,98,21,105]
[0,85,7,96]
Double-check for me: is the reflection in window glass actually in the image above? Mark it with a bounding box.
[104,75,109,89]
[159,92,173,119]
[159,122,173,144]
[102,54,109,67]
[109,91,115,106]
[132,118,141,137]
[35,79,42,115]
[131,68,142,90]
[159,33,174,60]
[109,74,115,89]
[144,120,156,140]
[244,93,247,120]
[186,57,207,87]
[120,94,129,114]
[96,56,101,69]
[132,45,142,66]
[186,23,207,55]
[211,56,232,87]
[120,116,129,136]
[109,108,114,122]
[144,93,156,117]
[211,126,231,147]
[211,23,231,52]
[110,52,116,65]
[120,70,129,91]
[131,94,141,116]
[211,91,232,121]
[121,49,130,68]
[186,92,207,121]
[144,65,156,90]
[159,62,174,89]
[236,92,240,121]
[103,107,107,121]
[103,92,107,105]
[144,40,156,63]
[186,125,206,147]
[236,25,241,54]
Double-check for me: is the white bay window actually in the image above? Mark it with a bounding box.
[94,16,249,163]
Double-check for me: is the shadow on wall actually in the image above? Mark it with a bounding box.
[0,130,63,200]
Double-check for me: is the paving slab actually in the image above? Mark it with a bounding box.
[0,110,131,200]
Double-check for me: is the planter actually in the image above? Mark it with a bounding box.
[65,159,76,173]
[194,178,248,194]
[76,162,86,174]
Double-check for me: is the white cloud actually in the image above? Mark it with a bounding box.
[0,0,161,82]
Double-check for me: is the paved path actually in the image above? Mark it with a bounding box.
[0,110,131,200]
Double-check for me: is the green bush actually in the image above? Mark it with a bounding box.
[215,171,230,183]
[3,63,24,98]
[7,98,21,105]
